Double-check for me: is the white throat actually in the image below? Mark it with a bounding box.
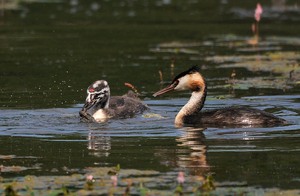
[175,90,205,126]
[93,109,109,122]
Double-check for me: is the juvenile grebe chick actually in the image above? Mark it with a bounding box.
[80,80,148,122]
[153,66,287,127]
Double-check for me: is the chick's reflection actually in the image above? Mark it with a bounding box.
[87,131,111,157]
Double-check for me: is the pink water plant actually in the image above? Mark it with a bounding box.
[255,3,263,22]
[85,174,95,190]
[177,171,185,184]
[86,174,94,181]
[111,175,118,187]
[248,3,263,45]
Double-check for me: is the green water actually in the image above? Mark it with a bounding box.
[0,0,300,194]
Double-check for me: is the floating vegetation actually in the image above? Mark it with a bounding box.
[149,40,204,54]
[151,34,300,91]
[198,174,216,192]
[150,47,200,55]
[211,34,300,51]
[224,77,293,90]
[156,41,203,48]
[204,34,300,89]
[142,113,165,119]
[0,0,62,10]
[0,167,299,195]
[267,36,300,46]
[207,51,300,87]
[0,164,41,173]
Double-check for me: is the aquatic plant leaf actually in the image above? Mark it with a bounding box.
[267,36,300,46]
[174,184,183,194]
[206,50,300,87]
[0,168,299,195]
[142,113,164,119]
[116,164,121,172]
[1,166,30,173]
[199,175,216,191]
[157,41,202,48]
[139,182,150,196]
[0,155,16,159]
[149,48,199,54]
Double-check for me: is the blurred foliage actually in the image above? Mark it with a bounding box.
[1,167,299,195]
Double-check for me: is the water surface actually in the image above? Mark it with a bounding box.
[0,0,300,194]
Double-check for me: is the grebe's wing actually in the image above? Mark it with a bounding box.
[187,106,287,127]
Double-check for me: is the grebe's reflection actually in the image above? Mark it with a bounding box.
[86,127,210,177]
[176,127,209,176]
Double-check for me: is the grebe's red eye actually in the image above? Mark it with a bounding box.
[89,88,95,93]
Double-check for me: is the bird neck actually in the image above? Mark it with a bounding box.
[97,93,110,109]
[88,93,110,116]
[175,85,207,126]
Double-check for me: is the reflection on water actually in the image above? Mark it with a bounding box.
[85,126,210,175]
[176,127,209,177]
[87,131,111,157]
[85,123,211,183]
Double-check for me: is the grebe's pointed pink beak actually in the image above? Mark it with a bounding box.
[153,82,177,97]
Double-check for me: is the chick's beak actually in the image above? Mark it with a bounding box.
[81,93,96,111]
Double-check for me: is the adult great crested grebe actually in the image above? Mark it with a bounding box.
[153,66,287,127]
[80,80,148,122]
